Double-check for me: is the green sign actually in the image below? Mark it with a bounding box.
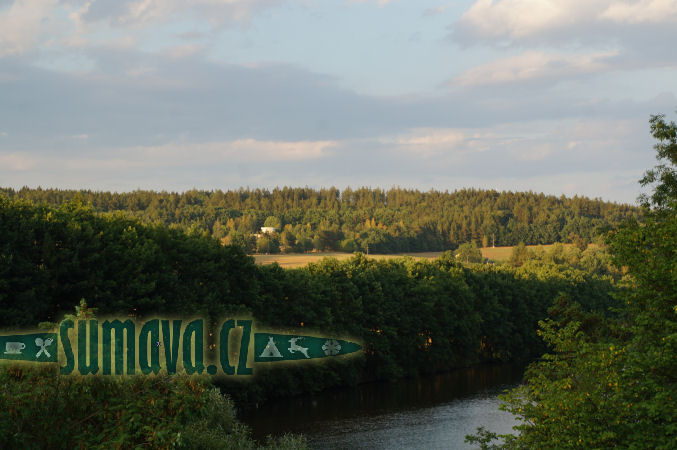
[0,319,361,377]
[254,334,361,362]
[0,333,58,363]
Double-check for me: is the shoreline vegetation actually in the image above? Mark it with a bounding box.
[465,113,676,448]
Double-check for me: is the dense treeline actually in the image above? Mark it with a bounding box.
[0,195,619,409]
[0,198,259,329]
[0,186,639,254]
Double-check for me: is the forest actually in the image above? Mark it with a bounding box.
[0,194,619,447]
[0,186,639,254]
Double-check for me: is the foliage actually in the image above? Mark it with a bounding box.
[507,242,530,267]
[467,111,677,449]
[497,242,622,279]
[263,216,282,229]
[257,235,281,254]
[222,252,618,405]
[639,113,677,214]
[0,197,260,328]
[0,365,307,450]
[0,194,620,409]
[455,242,484,263]
[1,186,640,254]
[0,301,307,450]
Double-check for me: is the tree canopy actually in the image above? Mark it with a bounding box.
[0,186,639,254]
[468,111,677,449]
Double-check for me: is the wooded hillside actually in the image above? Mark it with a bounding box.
[0,187,639,254]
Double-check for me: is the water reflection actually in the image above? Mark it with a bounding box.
[239,364,523,449]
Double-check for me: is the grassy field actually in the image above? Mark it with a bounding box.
[480,243,577,261]
[253,251,443,268]
[253,243,577,268]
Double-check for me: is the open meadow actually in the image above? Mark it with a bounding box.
[253,244,577,268]
[253,251,443,268]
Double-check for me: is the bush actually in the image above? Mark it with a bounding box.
[0,365,307,450]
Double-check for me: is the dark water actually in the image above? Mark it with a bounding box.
[239,364,523,449]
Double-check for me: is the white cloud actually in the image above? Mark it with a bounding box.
[0,139,338,184]
[375,117,651,171]
[388,128,465,147]
[348,0,393,6]
[516,143,552,161]
[601,0,677,24]
[454,0,677,44]
[0,0,283,57]
[14,138,334,173]
[0,153,39,170]
[118,0,175,26]
[220,138,337,160]
[451,1,677,89]
[381,128,466,158]
[453,50,619,87]
[163,43,203,59]
[0,0,58,57]
[422,5,450,17]
[457,0,567,41]
[80,0,284,27]
[130,138,337,165]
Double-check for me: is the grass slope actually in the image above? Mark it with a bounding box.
[252,244,578,268]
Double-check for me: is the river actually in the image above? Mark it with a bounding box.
[239,364,524,449]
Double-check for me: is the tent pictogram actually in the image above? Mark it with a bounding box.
[259,336,283,358]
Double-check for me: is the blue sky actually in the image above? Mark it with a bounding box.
[1,0,676,203]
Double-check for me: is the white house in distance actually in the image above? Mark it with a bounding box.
[260,226,277,234]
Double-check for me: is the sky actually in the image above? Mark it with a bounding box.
[1,0,676,204]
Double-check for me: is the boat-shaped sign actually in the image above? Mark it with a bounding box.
[0,318,362,377]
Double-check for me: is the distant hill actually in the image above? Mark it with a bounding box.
[0,187,640,254]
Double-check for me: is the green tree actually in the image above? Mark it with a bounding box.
[280,229,297,252]
[359,228,394,254]
[639,113,677,214]
[340,238,358,253]
[455,242,483,263]
[263,215,282,229]
[257,235,280,254]
[507,242,530,267]
[571,233,588,251]
[468,111,677,449]
[223,231,255,253]
[297,236,313,253]
[315,228,342,251]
